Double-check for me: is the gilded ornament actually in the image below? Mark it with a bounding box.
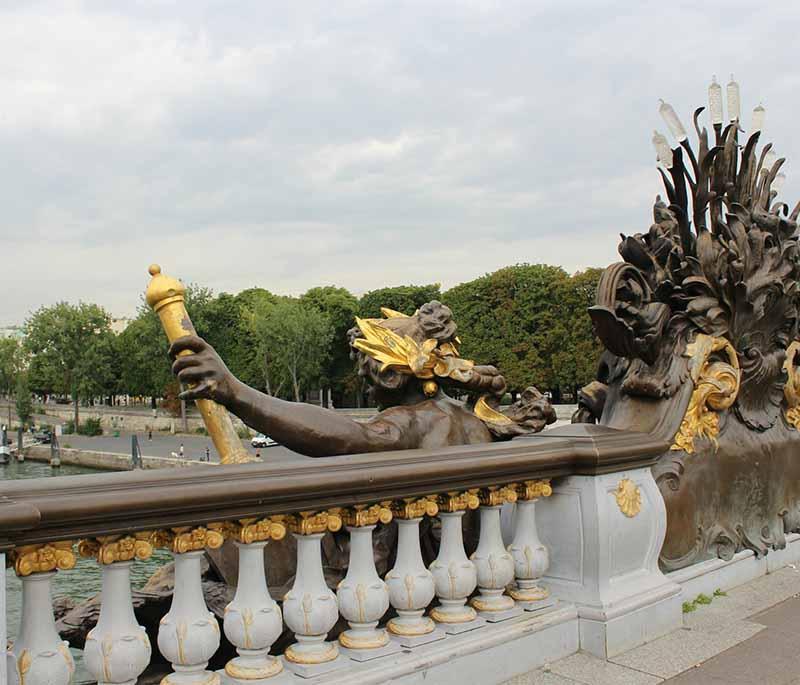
[225,516,287,544]
[392,495,439,519]
[614,479,642,518]
[341,503,393,528]
[436,490,481,513]
[352,314,474,383]
[478,485,518,507]
[671,334,740,454]
[152,526,225,554]
[77,533,154,564]
[473,396,513,426]
[286,510,343,535]
[784,341,800,430]
[11,541,76,577]
[516,479,553,501]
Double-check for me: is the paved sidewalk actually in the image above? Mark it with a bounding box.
[504,564,800,685]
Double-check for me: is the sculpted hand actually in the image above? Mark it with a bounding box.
[169,335,239,405]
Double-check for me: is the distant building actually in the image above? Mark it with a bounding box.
[110,317,132,335]
[0,326,24,341]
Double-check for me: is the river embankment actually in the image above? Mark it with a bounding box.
[23,444,218,470]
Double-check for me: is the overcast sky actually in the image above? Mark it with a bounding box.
[3,0,800,326]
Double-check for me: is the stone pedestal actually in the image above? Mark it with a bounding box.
[539,467,682,658]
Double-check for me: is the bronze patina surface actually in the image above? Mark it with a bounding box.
[573,88,800,570]
[167,299,556,457]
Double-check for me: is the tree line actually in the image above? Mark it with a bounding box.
[0,263,603,423]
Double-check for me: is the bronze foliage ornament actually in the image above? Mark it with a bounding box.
[574,79,800,570]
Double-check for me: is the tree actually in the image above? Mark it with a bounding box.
[359,284,442,319]
[550,268,605,396]
[444,264,570,393]
[15,373,33,427]
[253,300,333,401]
[24,302,116,426]
[0,338,21,398]
[300,286,359,404]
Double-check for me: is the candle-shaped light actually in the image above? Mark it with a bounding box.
[652,130,673,169]
[774,173,786,194]
[751,104,766,134]
[658,100,687,142]
[708,76,724,125]
[763,149,778,174]
[726,75,741,122]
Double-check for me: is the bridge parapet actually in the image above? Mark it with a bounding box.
[1,423,679,684]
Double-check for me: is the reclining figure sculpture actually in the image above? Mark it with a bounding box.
[574,81,800,570]
[165,301,556,457]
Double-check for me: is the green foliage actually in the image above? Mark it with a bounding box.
[359,284,442,318]
[253,299,333,401]
[444,265,603,395]
[77,417,103,436]
[300,286,359,398]
[63,419,75,435]
[24,302,116,423]
[0,338,22,396]
[683,591,721,613]
[15,373,33,426]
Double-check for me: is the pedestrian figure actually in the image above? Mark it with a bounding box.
[205,446,210,462]
[148,429,152,441]
[179,442,184,458]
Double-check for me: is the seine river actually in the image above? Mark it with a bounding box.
[3,459,171,682]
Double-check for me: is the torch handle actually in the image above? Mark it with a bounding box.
[153,296,253,465]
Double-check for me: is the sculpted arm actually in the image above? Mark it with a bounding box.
[169,335,411,457]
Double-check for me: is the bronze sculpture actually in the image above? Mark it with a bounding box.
[574,80,800,570]
[168,301,556,457]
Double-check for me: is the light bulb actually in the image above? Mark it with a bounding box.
[726,74,741,122]
[773,173,786,194]
[652,130,673,169]
[763,149,777,174]
[659,100,687,142]
[751,104,766,134]
[708,75,724,125]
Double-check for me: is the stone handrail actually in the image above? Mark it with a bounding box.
[0,424,662,547]
[1,423,678,685]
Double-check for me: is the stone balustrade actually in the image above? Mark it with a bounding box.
[1,424,682,684]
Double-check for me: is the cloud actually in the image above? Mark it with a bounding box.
[2,0,800,325]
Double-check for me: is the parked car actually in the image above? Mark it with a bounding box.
[251,433,278,448]
[33,428,52,444]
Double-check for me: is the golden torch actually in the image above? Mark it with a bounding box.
[145,264,253,464]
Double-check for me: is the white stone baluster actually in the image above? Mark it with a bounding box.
[282,511,345,678]
[222,518,287,683]
[508,481,556,611]
[337,505,399,661]
[79,535,154,685]
[7,543,77,685]
[385,497,445,647]
[157,527,225,685]
[429,491,484,634]
[470,487,523,621]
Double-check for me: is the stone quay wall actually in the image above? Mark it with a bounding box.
[24,444,218,471]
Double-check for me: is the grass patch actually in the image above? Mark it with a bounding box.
[682,589,727,613]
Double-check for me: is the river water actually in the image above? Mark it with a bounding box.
[3,459,171,682]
